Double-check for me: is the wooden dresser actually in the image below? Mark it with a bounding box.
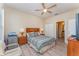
[67,37,79,56]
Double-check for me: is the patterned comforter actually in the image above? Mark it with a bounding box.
[28,35,55,51]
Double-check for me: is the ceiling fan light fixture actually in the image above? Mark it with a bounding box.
[34,3,56,15]
[43,9,47,13]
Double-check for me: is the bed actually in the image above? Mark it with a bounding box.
[26,28,56,53]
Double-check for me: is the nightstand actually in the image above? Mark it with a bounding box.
[18,36,27,45]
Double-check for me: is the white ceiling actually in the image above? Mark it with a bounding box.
[5,3,79,19]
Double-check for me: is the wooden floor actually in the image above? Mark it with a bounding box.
[20,39,67,56]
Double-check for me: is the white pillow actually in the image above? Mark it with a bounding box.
[27,32,35,37]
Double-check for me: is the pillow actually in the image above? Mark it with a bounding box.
[27,32,35,37]
[34,32,40,36]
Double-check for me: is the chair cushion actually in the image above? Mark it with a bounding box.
[5,47,22,56]
[7,36,18,44]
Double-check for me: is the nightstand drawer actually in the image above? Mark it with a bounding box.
[18,36,27,45]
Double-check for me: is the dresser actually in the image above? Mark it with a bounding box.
[67,37,79,56]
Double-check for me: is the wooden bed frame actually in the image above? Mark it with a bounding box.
[26,28,55,53]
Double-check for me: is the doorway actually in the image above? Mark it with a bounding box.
[56,21,65,41]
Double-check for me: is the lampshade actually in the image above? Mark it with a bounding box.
[40,28,44,31]
[20,28,24,32]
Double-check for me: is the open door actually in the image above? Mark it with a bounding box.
[56,21,64,41]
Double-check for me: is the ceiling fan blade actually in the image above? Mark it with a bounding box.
[47,4,56,9]
[34,9,41,11]
[47,11,52,13]
[41,12,44,15]
[42,3,46,9]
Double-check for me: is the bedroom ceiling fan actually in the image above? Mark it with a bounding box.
[34,3,56,15]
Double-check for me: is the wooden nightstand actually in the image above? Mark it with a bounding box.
[18,36,27,45]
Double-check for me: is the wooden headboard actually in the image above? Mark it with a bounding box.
[26,28,40,33]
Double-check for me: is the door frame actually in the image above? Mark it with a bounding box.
[56,20,65,41]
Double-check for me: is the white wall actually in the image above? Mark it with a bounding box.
[68,19,76,36]
[44,8,79,44]
[45,24,55,37]
[4,7,44,38]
